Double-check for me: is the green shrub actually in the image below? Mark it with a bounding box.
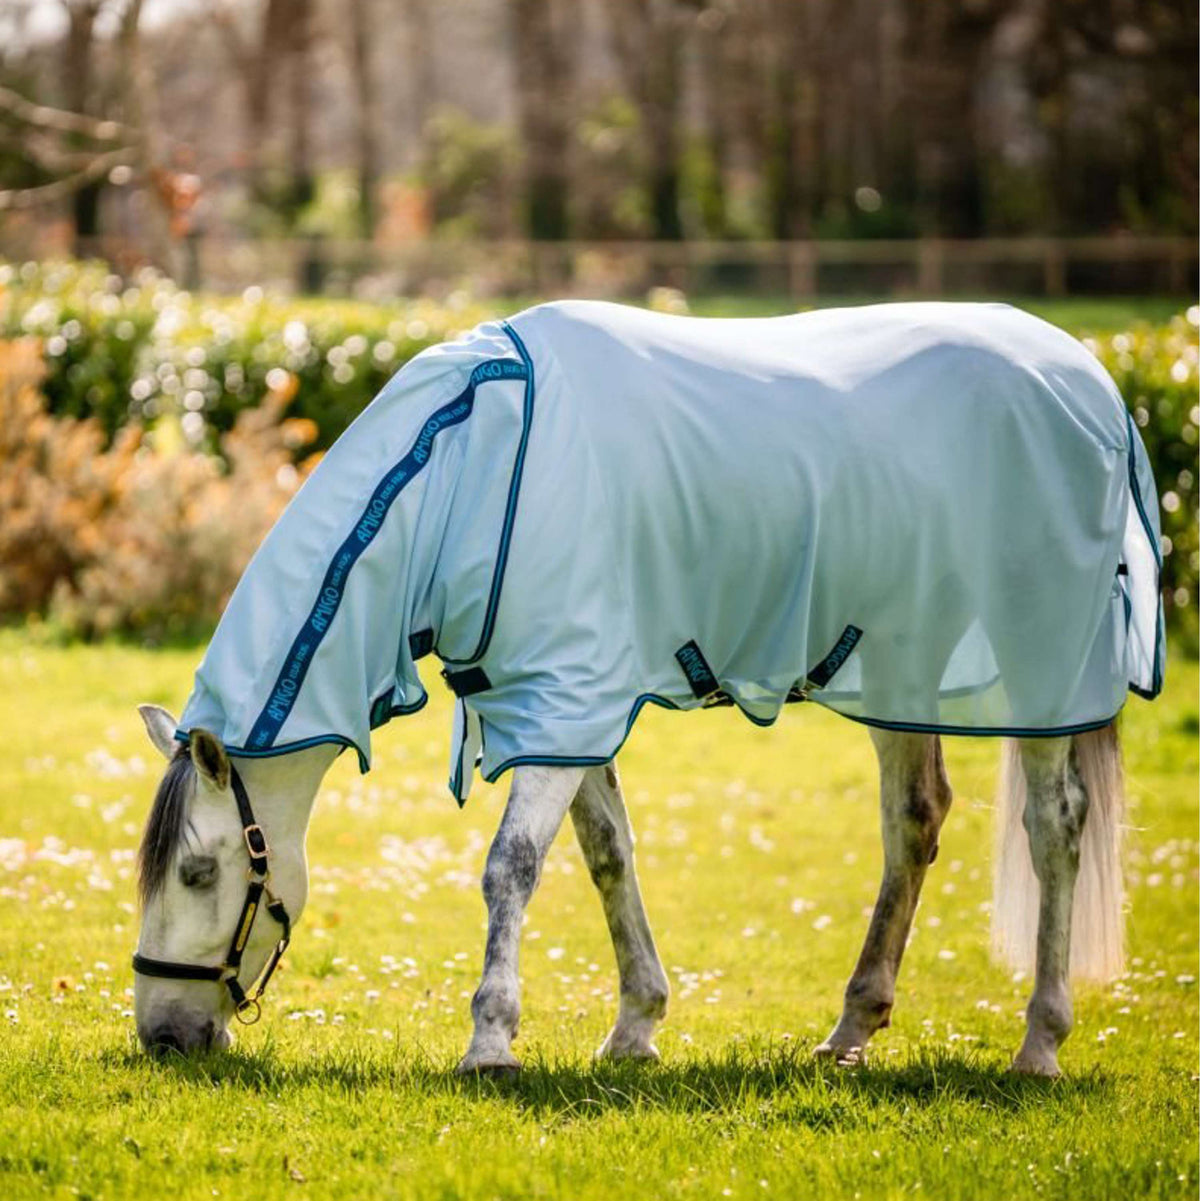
[1,259,1195,643]
[0,260,497,452]
[1083,315,1199,647]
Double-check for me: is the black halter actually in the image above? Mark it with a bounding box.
[132,764,292,1025]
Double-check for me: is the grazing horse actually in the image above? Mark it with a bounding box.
[132,301,1163,1076]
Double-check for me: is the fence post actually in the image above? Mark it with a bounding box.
[1167,241,1187,294]
[787,241,817,299]
[917,239,943,295]
[1042,240,1066,296]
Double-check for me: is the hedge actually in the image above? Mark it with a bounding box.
[0,260,494,451]
[1,260,1195,644]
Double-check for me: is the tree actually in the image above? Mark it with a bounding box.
[510,0,575,240]
[212,0,312,217]
[898,0,1013,237]
[0,1,146,241]
[347,0,379,238]
[761,0,823,240]
[608,0,690,240]
[62,0,107,250]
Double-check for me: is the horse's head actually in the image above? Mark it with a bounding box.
[133,705,323,1054]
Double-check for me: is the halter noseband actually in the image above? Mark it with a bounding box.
[132,763,292,1025]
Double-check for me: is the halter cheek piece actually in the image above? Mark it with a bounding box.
[131,764,291,1026]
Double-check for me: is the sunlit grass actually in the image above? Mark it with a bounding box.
[0,630,1195,1199]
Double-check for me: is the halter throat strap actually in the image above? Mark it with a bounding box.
[131,762,292,1025]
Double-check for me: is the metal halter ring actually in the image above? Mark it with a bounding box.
[234,997,263,1025]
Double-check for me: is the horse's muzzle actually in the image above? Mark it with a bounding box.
[138,1012,232,1056]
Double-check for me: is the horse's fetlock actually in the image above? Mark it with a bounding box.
[844,978,893,1021]
[471,980,520,1036]
[622,969,669,1020]
[1027,991,1072,1042]
[640,981,670,1020]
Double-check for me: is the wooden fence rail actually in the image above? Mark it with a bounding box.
[61,234,1200,299]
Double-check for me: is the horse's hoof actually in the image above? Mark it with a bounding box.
[455,1049,521,1076]
[596,1032,661,1062]
[813,1041,867,1067]
[1010,1050,1061,1078]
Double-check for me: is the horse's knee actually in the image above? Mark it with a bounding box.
[482,831,540,908]
[572,796,632,892]
[584,819,629,890]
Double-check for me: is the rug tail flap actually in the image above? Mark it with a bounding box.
[449,698,483,805]
[1122,415,1166,698]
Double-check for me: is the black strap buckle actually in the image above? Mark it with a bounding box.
[442,665,492,698]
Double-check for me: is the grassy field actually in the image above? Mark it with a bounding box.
[0,631,1195,1199]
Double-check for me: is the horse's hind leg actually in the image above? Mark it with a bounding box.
[1011,736,1086,1076]
[570,762,669,1060]
[457,764,585,1074]
[815,730,952,1065]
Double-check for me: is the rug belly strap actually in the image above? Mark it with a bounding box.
[443,666,492,698]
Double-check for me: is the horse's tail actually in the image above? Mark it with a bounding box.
[991,721,1125,982]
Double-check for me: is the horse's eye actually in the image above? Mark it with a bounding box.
[179,855,218,889]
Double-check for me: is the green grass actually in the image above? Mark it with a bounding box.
[0,629,1195,1199]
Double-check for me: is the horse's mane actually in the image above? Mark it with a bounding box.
[138,746,195,904]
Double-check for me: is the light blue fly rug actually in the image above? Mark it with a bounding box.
[178,300,1164,801]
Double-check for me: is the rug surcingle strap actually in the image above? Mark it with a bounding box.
[442,666,492,698]
[804,625,863,690]
[674,640,732,707]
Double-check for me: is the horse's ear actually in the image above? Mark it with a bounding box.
[138,704,179,761]
[189,729,231,793]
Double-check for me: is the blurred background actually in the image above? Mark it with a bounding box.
[0,0,1196,298]
[0,0,1196,646]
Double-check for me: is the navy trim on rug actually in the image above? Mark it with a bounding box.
[480,692,1125,788]
[1124,410,1164,699]
[440,320,537,667]
[243,357,526,752]
[174,693,430,776]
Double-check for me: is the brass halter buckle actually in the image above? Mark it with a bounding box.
[243,823,269,858]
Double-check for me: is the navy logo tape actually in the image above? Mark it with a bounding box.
[440,320,536,666]
[246,358,528,751]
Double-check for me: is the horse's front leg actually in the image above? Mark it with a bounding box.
[815,730,952,1065]
[570,762,669,1061]
[457,764,585,1074]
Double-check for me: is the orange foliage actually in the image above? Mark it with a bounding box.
[0,339,318,638]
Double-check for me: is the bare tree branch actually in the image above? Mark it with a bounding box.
[0,145,137,209]
[0,83,132,140]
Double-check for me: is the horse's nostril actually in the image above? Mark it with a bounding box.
[147,1028,184,1055]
